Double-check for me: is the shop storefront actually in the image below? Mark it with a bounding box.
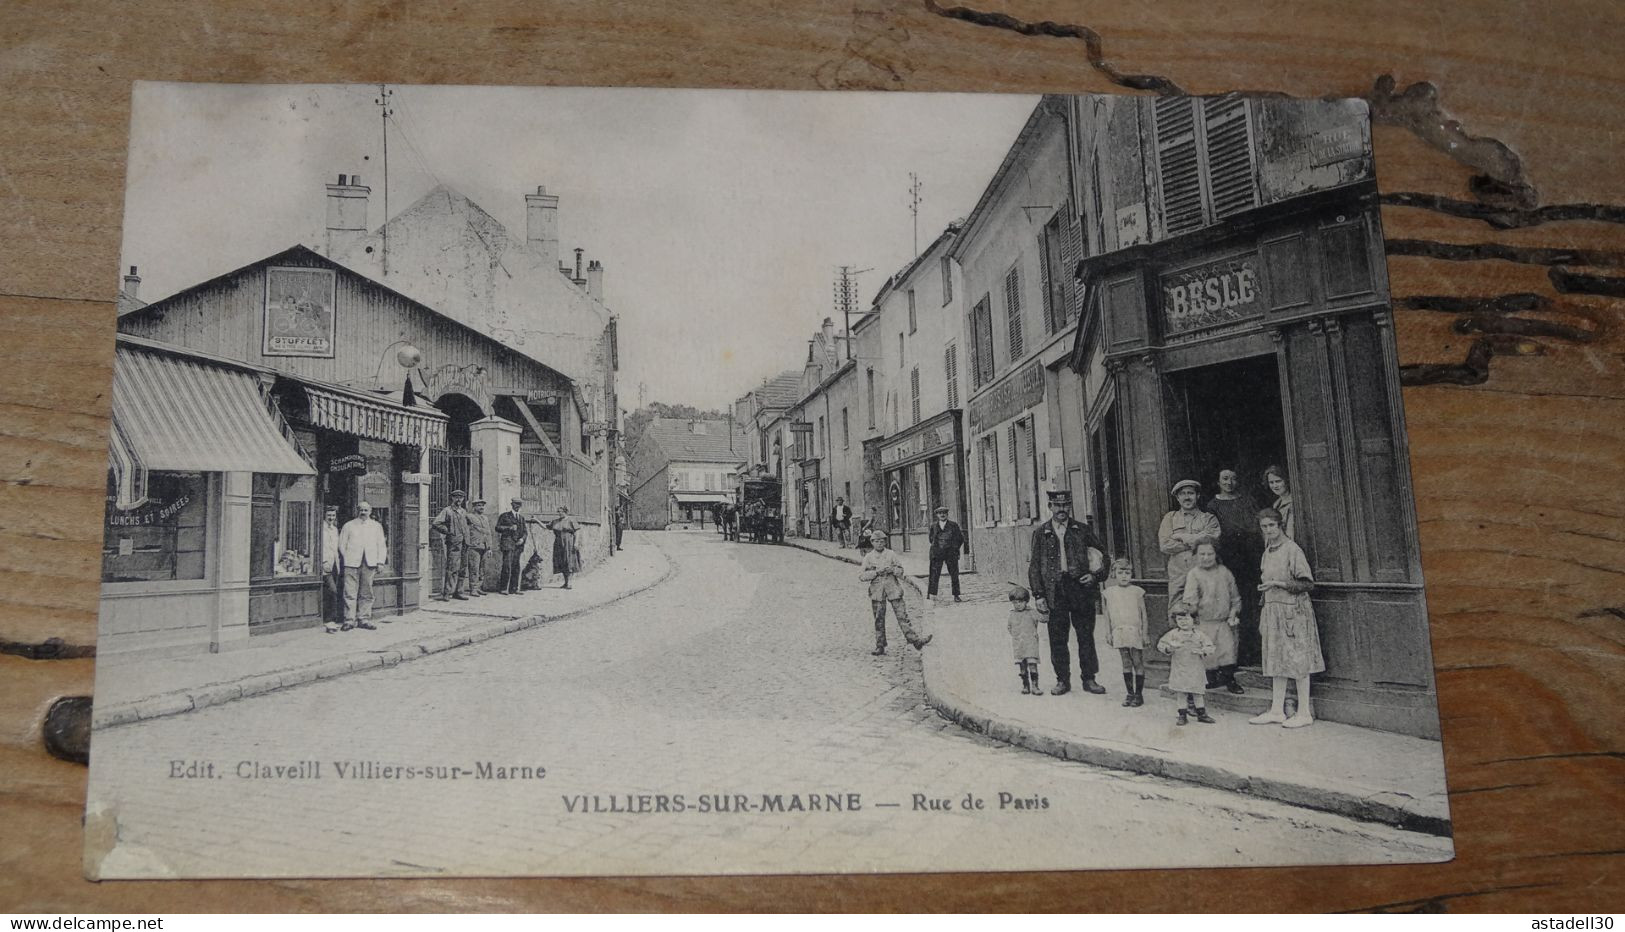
[249,377,447,633]
[1072,184,1435,737]
[877,410,966,556]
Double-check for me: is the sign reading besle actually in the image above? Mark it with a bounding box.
[1162,254,1261,336]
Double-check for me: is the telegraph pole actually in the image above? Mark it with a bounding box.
[375,84,393,276]
[833,265,872,361]
[907,172,923,258]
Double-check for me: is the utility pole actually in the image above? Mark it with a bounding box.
[833,265,871,362]
[375,84,393,276]
[907,172,923,258]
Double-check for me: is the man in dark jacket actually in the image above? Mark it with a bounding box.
[926,505,967,602]
[1027,489,1109,695]
[496,497,529,595]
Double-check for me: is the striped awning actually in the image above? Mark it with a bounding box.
[110,343,314,507]
[301,381,447,450]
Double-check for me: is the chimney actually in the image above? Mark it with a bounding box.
[324,173,370,257]
[525,185,560,267]
[586,259,604,304]
[821,316,835,347]
[122,265,141,300]
[572,248,586,289]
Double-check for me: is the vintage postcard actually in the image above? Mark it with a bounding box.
[86,82,1453,878]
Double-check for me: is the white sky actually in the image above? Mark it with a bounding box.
[121,83,1038,410]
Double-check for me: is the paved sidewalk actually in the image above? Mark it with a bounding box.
[787,537,1451,834]
[92,534,673,729]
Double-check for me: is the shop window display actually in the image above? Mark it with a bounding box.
[102,470,208,583]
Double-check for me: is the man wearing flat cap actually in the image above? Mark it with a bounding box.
[496,498,529,595]
[463,498,492,597]
[431,489,470,601]
[1027,488,1109,695]
[1159,478,1221,621]
[926,505,967,602]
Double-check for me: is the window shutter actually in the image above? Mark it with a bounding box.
[1005,267,1024,361]
[972,297,994,388]
[1038,225,1054,334]
[1153,96,1204,236]
[944,344,959,410]
[1061,200,1085,326]
[1203,97,1257,220]
[910,366,921,424]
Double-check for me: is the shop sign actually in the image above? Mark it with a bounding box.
[968,361,1044,432]
[329,453,368,475]
[881,420,956,468]
[263,267,337,358]
[1161,254,1261,337]
[788,421,814,434]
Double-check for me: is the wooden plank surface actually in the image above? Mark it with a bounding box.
[2,0,1621,913]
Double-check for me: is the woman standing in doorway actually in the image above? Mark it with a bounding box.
[1251,507,1324,728]
[1263,465,1295,540]
[1208,467,1262,670]
[1158,479,1221,619]
[548,505,582,589]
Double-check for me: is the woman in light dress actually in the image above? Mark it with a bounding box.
[1250,507,1324,728]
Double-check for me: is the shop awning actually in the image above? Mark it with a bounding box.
[110,342,315,506]
[671,491,733,504]
[299,380,447,450]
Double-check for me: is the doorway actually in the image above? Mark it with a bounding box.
[1163,352,1287,667]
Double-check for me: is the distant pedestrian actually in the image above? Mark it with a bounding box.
[859,531,930,654]
[336,501,388,631]
[464,499,492,597]
[496,498,529,595]
[926,505,966,602]
[548,506,581,589]
[831,497,853,547]
[1102,557,1149,707]
[615,503,627,551]
[1157,601,1216,725]
[1006,585,1044,696]
[431,489,470,601]
[320,505,343,632]
[1183,540,1242,693]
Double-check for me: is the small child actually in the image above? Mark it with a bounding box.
[1006,585,1044,696]
[1101,558,1149,707]
[1182,540,1242,693]
[1157,600,1217,725]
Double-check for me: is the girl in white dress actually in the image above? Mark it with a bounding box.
[1101,558,1149,708]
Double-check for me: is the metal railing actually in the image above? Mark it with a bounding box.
[520,449,602,521]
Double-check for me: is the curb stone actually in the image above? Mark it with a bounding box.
[93,549,677,730]
[786,535,1449,837]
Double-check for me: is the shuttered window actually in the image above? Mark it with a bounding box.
[866,369,876,427]
[910,366,921,425]
[944,343,959,410]
[1040,211,1067,335]
[979,433,1001,524]
[1004,266,1024,361]
[971,296,994,388]
[941,256,954,304]
[1011,417,1036,520]
[907,289,917,334]
[1153,96,1258,237]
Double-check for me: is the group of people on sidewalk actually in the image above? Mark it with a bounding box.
[319,490,605,634]
[430,490,585,601]
[1002,470,1324,729]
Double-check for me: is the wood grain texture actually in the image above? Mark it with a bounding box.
[1,0,1621,913]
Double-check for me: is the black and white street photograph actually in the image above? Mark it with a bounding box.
[85,83,1453,878]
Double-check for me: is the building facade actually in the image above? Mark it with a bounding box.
[855,225,971,556]
[954,96,1091,585]
[626,417,745,529]
[785,319,855,540]
[106,242,597,653]
[1065,94,1435,737]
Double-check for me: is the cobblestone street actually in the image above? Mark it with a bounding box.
[88,531,1450,878]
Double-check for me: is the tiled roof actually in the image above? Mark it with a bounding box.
[645,417,745,464]
[754,370,802,409]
